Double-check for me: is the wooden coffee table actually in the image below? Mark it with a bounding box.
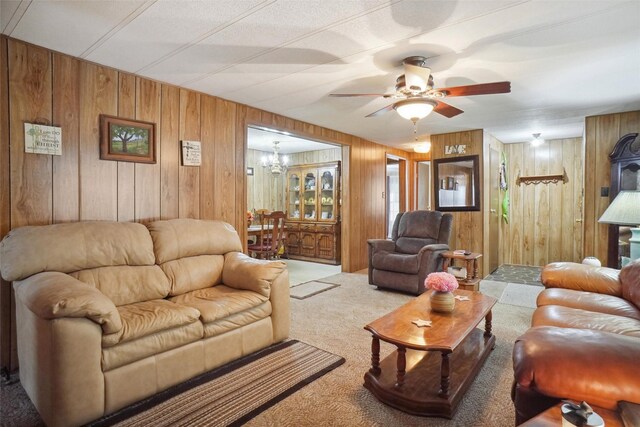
[363,289,497,418]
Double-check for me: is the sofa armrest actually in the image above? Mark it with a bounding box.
[418,243,449,256]
[513,326,640,410]
[541,262,621,296]
[14,272,122,334]
[367,239,396,253]
[222,252,286,298]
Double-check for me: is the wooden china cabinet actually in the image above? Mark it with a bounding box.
[285,161,341,264]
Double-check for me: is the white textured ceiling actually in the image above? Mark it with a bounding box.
[3,0,640,148]
[247,126,338,153]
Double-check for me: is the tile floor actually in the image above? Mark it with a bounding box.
[284,259,342,286]
[484,264,542,286]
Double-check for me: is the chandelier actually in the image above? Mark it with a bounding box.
[261,141,289,175]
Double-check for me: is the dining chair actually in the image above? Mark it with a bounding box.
[248,210,286,259]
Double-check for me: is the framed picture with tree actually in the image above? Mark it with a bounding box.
[100,115,156,163]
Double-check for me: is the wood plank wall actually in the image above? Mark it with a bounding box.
[501,137,584,266]
[430,130,485,276]
[584,110,640,263]
[0,36,408,370]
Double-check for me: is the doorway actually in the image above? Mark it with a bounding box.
[416,161,431,210]
[246,126,343,284]
[386,155,407,238]
[488,147,500,273]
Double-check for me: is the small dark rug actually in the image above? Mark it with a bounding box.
[85,340,344,427]
[485,264,543,286]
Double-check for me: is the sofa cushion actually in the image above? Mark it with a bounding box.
[71,265,170,306]
[147,219,242,264]
[372,251,419,274]
[541,262,622,296]
[537,288,640,321]
[0,221,155,282]
[102,299,201,347]
[621,258,640,309]
[160,255,224,296]
[169,285,271,338]
[102,321,203,371]
[532,305,640,338]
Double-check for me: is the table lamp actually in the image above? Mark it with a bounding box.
[598,190,640,264]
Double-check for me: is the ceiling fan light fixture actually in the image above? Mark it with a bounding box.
[414,142,431,153]
[394,99,437,121]
[530,133,544,147]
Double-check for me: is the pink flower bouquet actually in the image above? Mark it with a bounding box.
[425,272,459,292]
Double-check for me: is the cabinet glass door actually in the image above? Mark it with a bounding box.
[319,168,336,221]
[287,172,301,220]
[303,170,317,220]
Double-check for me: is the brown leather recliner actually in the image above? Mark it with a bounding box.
[367,210,453,295]
[512,259,640,424]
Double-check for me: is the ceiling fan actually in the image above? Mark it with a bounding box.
[330,56,511,123]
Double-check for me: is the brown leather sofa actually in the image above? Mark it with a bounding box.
[367,210,453,295]
[512,259,640,424]
[0,219,290,427]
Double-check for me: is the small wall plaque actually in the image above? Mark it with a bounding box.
[444,144,466,155]
[181,140,201,166]
[24,123,62,155]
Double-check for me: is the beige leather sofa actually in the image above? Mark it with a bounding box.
[0,219,290,427]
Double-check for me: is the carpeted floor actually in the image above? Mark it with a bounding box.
[1,272,533,426]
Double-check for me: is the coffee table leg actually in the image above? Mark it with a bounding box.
[484,310,493,338]
[395,346,406,388]
[439,351,450,398]
[369,336,381,376]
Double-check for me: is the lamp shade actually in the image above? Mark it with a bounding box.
[598,191,640,225]
[414,142,431,153]
[394,99,436,121]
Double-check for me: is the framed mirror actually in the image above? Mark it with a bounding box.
[433,155,480,211]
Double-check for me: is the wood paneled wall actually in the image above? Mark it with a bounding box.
[246,149,286,213]
[501,138,584,266]
[584,110,640,263]
[0,36,408,370]
[431,130,485,276]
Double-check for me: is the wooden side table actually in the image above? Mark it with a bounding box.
[441,251,482,291]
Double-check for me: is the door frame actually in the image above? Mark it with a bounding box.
[385,154,407,238]
[244,123,349,270]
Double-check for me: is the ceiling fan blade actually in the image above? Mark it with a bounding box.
[434,101,464,118]
[438,81,511,97]
[329,93,394,98]
[403,63,431,92]
[365,103,395,118]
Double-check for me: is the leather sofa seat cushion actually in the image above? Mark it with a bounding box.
[71,265,170,306]
[102,321,203,371]
[537,288,640,321]
[0,221,155,282]
[532,305,640,338]
[621,259,640,309]
[147,219,243,264]
[170,285,271,338]
[160,255,224,296]
[169,285,268,323]
[395,237,436,255]
[102,299,201,347]
[372,251,419,274]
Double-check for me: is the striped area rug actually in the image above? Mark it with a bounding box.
[89,340,344,427]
